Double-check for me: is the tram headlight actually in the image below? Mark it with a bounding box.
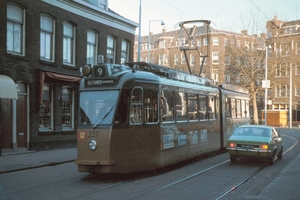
[88,140,97,151]
[82,64,92,76]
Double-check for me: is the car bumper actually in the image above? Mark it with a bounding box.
[227,148,272,158]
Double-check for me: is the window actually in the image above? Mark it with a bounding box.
[40,14,54,61]
[197,39,202,46]
[121,39,129,64]
[225,54,230,65]
[175,92,187,121]
[181,52,186,64]
[200,56,207,65]
[63,22,75,65]
[231,98,236,118]
[190,54,195,66]
[213,37,219,45]
[236,99,241,118]
[87,30,97,64]
[203,38,208,46]
[208,96,216,119]
[295,85,300,96]
[130,87,143,124]
[188,93,198,120]
[161,90,174,122]
[62,86,74,130]
[212,69,218,82]
[224,38,228,46]
[107,35,115,63]
[212,51,219,64]
[174,54,178,65]
[296,63,300,75]
[277,64,287,77]
[7,3,24,55]
[198,95,207,120]
[144,90,158,123]
[39,85,52,130]
[225,98,231,117]
[297,42,300,54]
[276,85,289,97]
[82,0,108,9]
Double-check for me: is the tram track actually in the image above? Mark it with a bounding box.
[70,134,298,200]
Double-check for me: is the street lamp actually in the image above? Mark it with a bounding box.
[148,20,165,62]
[263,45,271,125]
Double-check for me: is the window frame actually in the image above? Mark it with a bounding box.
[40,14,55,61]
[63,22,75,65]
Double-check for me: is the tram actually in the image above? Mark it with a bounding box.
[75,61,250,174]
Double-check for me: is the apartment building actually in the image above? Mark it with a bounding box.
[0,0,137,152]
[266,16,300,125]
[135,23,256,85]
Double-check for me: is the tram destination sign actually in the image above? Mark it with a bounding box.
[86,79,115,86]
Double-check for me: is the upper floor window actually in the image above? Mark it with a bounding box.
[87,30,97,64]
[181,52,186,64]
[212,51,219,64]
[107,35,115,63]
[296,62,300,75]
[121,39,129,64]
[224,38,228,46]
[213,37,219,45]
[40,14,54,61]
[82,0,107,9]
[212,69,218,82]
[297,42,300,54]
[203,38,208,46]
[190,54,195,66]
[63,22,75,65]
[7,3,24,55]
[174,54,178,65]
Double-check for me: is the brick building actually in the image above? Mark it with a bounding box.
[265,16,300,125]
[0,0,137,152]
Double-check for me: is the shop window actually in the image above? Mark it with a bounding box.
[39,85,52,130]
[62,86,73,130]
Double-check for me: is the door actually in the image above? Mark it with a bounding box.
[16,83,28,148]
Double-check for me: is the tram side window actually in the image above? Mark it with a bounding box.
[130,88,143,124]
[236,99,241,118]
[208,96,216,119]
[231,98,236,118]
[225,98,231,117]
[144,90,158,123]
[199,95,207,120]
[161,90,174,122]
[175,91,187,121]
[241,99,246,117]
[188,93,198,120]
[245,100,250,117]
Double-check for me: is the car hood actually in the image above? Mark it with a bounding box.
[228,135,270,144]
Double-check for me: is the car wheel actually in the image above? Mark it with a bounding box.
[277,147,283,160]
[269,152,276,165]
[230,155,237,163]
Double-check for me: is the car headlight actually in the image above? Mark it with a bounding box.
[88,140,97,151]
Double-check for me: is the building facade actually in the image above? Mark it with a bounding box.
[266,16,300,125]
[0,0,137,152]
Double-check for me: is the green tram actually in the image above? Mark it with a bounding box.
[75,62,250,174]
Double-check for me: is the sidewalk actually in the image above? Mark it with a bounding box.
[0,148,76,174]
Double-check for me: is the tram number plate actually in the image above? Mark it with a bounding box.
[241,144,254,149]
[88,131,99,138]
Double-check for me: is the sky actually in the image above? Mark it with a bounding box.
[108,0,299,36]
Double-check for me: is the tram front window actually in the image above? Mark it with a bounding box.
[79,91,119,126]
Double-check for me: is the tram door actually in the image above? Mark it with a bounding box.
[16,83,28,148]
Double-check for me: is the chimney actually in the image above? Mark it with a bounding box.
[241,30,248,35]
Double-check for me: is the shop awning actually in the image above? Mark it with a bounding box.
[0,75,18,100]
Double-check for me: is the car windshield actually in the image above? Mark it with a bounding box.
[233,127,270,137]
[79,90,119,126]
